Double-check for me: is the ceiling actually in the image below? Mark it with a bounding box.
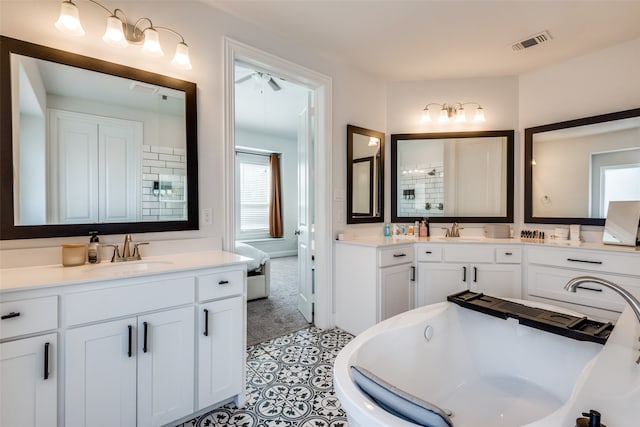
[206,0,640,81]
[234,63,310,138]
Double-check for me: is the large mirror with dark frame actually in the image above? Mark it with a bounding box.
[391,130,514,223]
[347,125,384,224]
[524,108,640,226]
[0,36,198,240]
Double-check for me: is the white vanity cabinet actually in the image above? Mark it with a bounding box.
[416,244,521,306]
[64,277,196,427]
[196,269,244,410]
[335,241,415,335]
[525,245,640,321]
[0,296,58,427]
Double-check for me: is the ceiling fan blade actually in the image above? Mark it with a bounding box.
[267,77,282,91]
[235,74,254,84]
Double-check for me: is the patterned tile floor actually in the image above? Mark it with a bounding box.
[178,326,354,427]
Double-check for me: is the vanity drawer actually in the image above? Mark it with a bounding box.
[378,246,414,267]
[65,276,195,326]
[443,245,494,263]
[0,296,58,340]
[198,269,244,301]
[526,265,640,313]
[527,247,640,276]
[416,246,443,262]
[496,247,522,264]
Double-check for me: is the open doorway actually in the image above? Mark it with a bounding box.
[233,62,313,345]
[224,38,333,339]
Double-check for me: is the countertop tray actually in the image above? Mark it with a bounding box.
[447,291,614,345]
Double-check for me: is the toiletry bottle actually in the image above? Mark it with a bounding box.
[384,223,390,237]
[414,221,420,238]
[575,409,606,427]
[425,217,430,237]
[88,231,100,264]
[419,219,427,238]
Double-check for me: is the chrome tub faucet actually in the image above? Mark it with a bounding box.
[565,276,640,364]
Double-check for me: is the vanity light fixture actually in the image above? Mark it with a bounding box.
[54,0,192,70]
[421,102,485,123]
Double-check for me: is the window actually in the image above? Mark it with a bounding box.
[601,164,640,216]
[236,152,271,239]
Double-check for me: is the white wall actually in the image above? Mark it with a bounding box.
[0,0,387,254]
[235,127,298,257]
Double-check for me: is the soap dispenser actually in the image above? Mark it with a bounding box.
[88,231,100,264]
[576,410,606,427]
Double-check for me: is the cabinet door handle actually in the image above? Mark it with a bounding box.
[143,322,149,353]
[1,311,20,320]
[393,253,407,258]
[203,309,209,337]
[504,252,513,256]
[425,251,432,254]
[218,280,229,285]
[576,285,603,293]
[567,258,603,265]
[462,266,467,282]
[43,342,50,380]
[473,266,478,283]
[410,266,415,282]
[127,325,133,358]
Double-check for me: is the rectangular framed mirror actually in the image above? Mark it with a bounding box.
[524,108,640,225]
[347,125,384,224]
[391,130,514,223]
[0,36,198,239]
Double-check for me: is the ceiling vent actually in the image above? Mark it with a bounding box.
[512,30,553,51]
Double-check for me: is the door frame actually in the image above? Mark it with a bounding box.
[223,37,334,329]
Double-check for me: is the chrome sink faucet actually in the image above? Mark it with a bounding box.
[442,222,463,237]
[103,234,149,262]
[565,276,640,364]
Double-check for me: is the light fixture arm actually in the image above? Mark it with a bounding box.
[153,26,187,44]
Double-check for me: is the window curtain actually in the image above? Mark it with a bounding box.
[269,153,283,237]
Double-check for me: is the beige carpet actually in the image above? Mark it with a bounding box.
[246,256,311,346]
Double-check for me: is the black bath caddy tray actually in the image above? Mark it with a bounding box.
[447,291,614,345]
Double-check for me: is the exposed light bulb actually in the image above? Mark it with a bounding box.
[171,42,192,70]
[142,27,164,57]
[474,106,486,122]
[102,15,128,48]
[55,0,85,37]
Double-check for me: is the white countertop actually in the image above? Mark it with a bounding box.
[335,235,640,253]
[0,250,250,293]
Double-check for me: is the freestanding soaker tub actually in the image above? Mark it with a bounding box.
[334,301,610,427]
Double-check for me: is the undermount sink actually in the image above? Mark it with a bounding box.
[84,260,173,274]
[431,236,485,242]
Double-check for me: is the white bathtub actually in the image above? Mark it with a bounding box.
[334,301,607,427]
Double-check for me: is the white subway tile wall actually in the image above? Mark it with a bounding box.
[141,145,187,221]
[398,162,444,217]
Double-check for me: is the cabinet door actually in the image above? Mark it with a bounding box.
[417,262,467,307]
[65,319,136,427]
[0,333,57,427]
[470,264,521,298]
[379,264,414,321]
[197,297,243,410]
[137,306,194,427]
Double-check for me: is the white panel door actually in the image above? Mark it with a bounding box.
[417,262,468,307]
[99,122,141,222]
[0,334,57,427]
[50,111,99,223]
[65,319,136,427]
[137,307,194,427]
[379,264,414,321]
[197,297,243,410]
[297,94,314,322]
